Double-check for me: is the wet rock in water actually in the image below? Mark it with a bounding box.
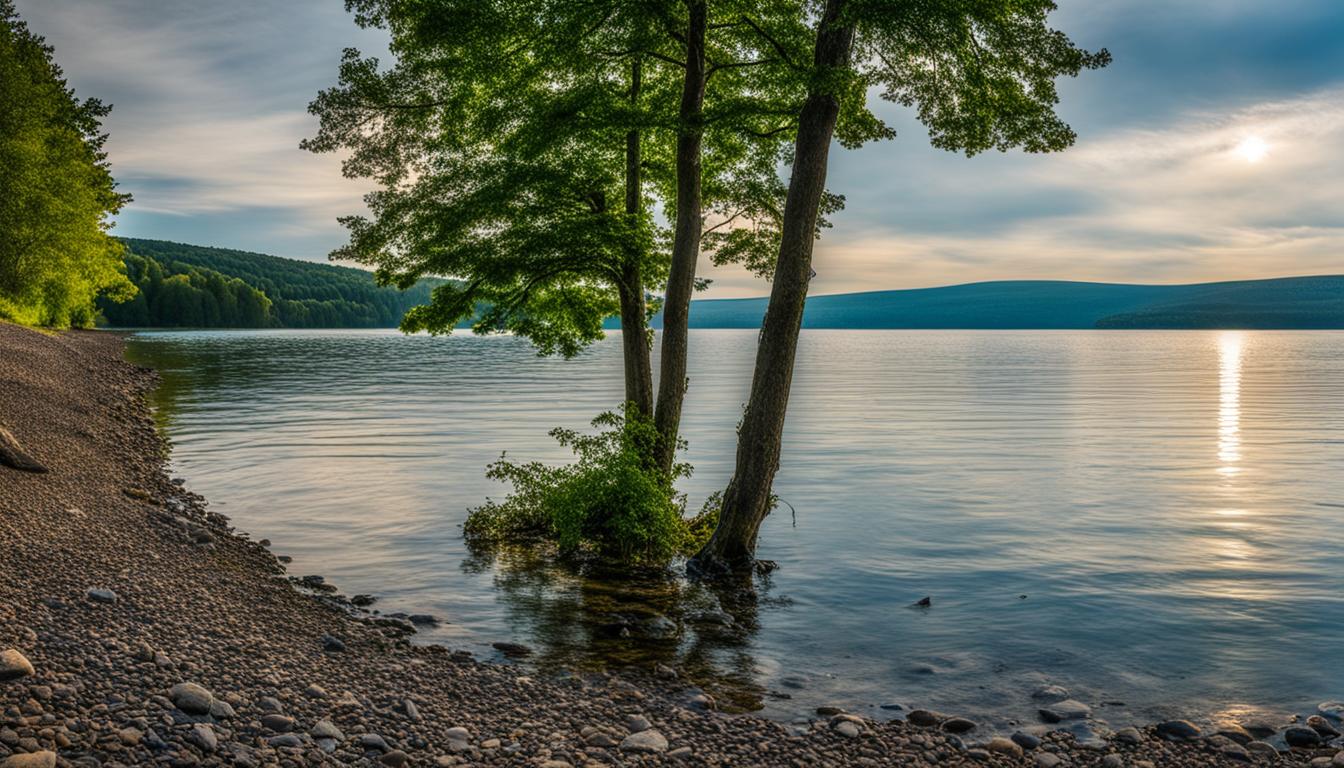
[299,574,337,593]
[321,633,346,652]
[169,682,214,715]
[942,717,978,734]
[625,714,652,733]
[408,614,439,626]
[1058,720,1109,750]
[687,692,716,711]
[1285,725,1323,747]
[1308,715,1342,737]
[1114,727,1143,745]
[0,752,56,768]
[1012,731,1042,750]
[1242,718,1281,739]
[1039,699,1091,723]
[906,710,944,727]
[1032,684,1071,703]
[655,663,677,680]
[492,642,532,658]
[1214,722,1253,745]
[260,714,296,733]
[816,706,846,717]
[879,703,905,711]
[351,594,377,607]
[986,737,1023,757]
[912,596,932,608]
[85,587,118,604]
[1154,720,1201,741]
[0,649,34,681]
[1245,741,1279,758]
[1319,702,1344,721]
[619,729,669,753]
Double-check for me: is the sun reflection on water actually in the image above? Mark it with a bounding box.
[1218,332,1243,475]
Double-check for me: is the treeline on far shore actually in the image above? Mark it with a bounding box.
[97,239,441,329]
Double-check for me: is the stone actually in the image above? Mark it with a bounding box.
[209,698,235,719]
[1245,741,1279,758]
[816,706,846,717]
[1154,720,1201,741]
[1059,720,1109,750]
[1215,722,1253,745]
[408,614,439,626]
[304,684,327,698]
[584,732,617,747]
[321,634,345,652]
[1012,731,1042,750]
[169,682,214,715]
[1285,726,1322,747]
[267,733,302,748]
[834,721,861,738]
[1319,702,1344,721]
[492,642,532,658]
[257,695,284,713]
[191,723,217,752]
[986,737,1023,757]
[668,746,693,759]
[1332,750,1344,767]
[1243,719,1281,739]
[1032,685,1071,703]
[0,650,34,682]
[1114,727,1143,745]
[1308,715,1342,737]
[361,733,391,752]
[967,749,991,761]
[381,751,411,767]
[0,753,56,768]
[403,699,421,722]
[942,717,977,734]
[1035,753,1062,768]
[85,588,118,604]
[1038,699,1091,723]
[625,714,651,733]
[655,664,677,680]
[1101,754,1124,768]
[906,709,943,727]
[480,738,500,749]
[118,727,143,745]
[260,714,295,732]
[619,729,668,753]
[312,720,344,740]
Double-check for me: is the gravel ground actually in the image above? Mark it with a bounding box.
[2,321,1341,767]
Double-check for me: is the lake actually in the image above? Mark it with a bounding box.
[124,329,1344,732]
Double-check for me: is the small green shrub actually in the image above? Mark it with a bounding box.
[465,406,714,566]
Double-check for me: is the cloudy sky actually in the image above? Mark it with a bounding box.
[16,1,1344,298]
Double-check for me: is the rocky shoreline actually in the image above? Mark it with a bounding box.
[1,321,1341,767]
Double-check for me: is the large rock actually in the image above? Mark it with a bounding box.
[620,730,669,753]
[1038,699,1091,723]
[1155,720,1201,741]
[0,649,34,681]
[1284,726,1322,747]
[169,682,215,715]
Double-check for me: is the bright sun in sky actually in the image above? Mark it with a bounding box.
[1235,136,1270,163]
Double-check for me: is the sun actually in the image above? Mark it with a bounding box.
[1235,136,1269,163]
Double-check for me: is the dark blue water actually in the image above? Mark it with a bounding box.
[126,329,1344,731]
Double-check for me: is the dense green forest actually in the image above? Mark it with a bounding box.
[98,239,442,328]
[0,1,132,328]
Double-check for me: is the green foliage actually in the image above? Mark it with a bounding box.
[465,408,715,566]
[0,0,133,327]
[99,239,444,328]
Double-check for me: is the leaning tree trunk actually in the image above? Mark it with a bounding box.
[690,0,854,576]
[619,58,655,419]
[653,0,707,473]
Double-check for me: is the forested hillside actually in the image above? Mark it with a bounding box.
[98,239,442,328]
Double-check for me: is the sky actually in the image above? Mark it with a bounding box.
[15,1,1344,298]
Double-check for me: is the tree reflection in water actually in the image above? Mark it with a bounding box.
[461,546,791,713]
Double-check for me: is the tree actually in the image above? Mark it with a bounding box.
[310,1,810,452]
[0,0,133,328]
[691,0,1109,576]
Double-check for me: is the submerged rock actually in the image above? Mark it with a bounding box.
[1155,720,1201,741]
[1038,699,1091,723]
[492,642,532,658]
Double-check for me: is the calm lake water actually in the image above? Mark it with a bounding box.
[125,329,1344,731]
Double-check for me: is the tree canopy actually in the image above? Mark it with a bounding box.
[0,0,133,328]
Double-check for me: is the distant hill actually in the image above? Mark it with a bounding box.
[624,276,1344,330]
[99,239,443,328]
